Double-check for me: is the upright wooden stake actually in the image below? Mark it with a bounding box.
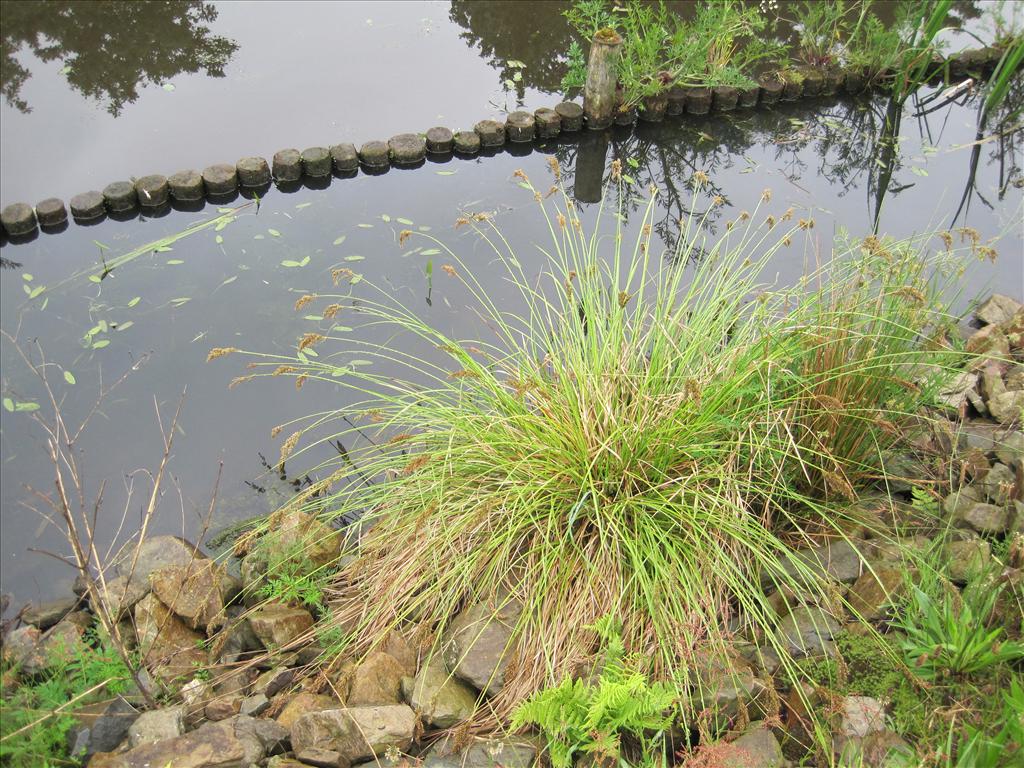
[583,28,623,130]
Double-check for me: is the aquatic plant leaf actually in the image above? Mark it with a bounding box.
[513,71,522,82]
[116,321,134,331]
[92,340,110,349]
[435,171,457,176]
[14,401,39,412]
[216,235,224,244]
[381,214,392,222]
[22,274,32,281]
[28,285,45,298]
[281,260,302,267]
[350,359,372,367]
[93,240,109,251]
[2,398,13,412]
[219,276,238,287]
[127,297,141,307]
[344,255,365,262]
[333,236,347,246]
[162,83,175,91]
[358,224,374,229]
[166,259,184,265]
[517,181,531,190]
[89,275,102,283]
[296,202,312,210]
[63,371,76,385]
[627,158,640,168]
[911,167,929,177]
[171,297,191,307]
[59,65,71,75]
[421,248,441,256]
[268,228,281,237]
[504,79,515,89]
[300,256,310,266]
[304,349,318,357]
[418,226,431,232]
[155,246,173,252]
[396,218,414,225]
[304,315,323,321]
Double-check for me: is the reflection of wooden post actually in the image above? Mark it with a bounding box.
[583,29,622,130]
[574,129,609,204]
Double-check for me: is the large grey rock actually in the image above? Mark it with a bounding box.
[832,696,888,760]
[290,705,415,762]
[98,574,150,620]
[115,535,206,583]
[443,599,520,695]
[989,390,1024,424]
[846,567,905,621]
[1,625,42,672]
[127,705,185,747]
[777,605,841,657]
[263,509,342,570]
[779,539,865,585]
[953,501,1010,535]
[977,294,1022,327]
[98,718,248,768]
[275,692,338,729]
[401,660,477,728]
[67,697,140,761]
[22,596,79,629]
[946,539,992,584]
[717,724,785,768]
[422,735,538,766]
[981,462,1016,505]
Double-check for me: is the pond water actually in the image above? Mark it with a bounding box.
[0,1,1022,608]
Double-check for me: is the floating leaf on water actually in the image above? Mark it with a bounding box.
[40,297,48,311]
[59,65,72,75]
[517,181,531,190]
[299,255,310,267]
[92,340,110,349]
[217,207,234,213]
[303,315,323,321]
[166,259,184,265]
[268,228,281,237]
[22,284,30,296]
[435,170,457,176]
[421,248,441,256]
[215,235,224,244]
[396,217,414,225]
[911,166,929,177]
[331,367,350,377]
[28,285,45,299]
[162,82,175,91]
[254,234,265,240]
[350,359,373,367]
[296,350,308,363]
[418,226,431,232]
[304,348,318,357]
[281,259,302,267]
[64,370,76,385]
[3,397,13,412]
[117,321,134,331]
[97,320,108,333]
[512,71,522,82]
[333,325,353,332]
[357,223,374,229]
[381,214,392,222]
[622,174,636,185]
[350,274,363,284]
[14,401,40,412]
[127,296,141,307]
[155,246,173,252]
[332,235,347,246]
[425,261,433,277]
[296,202,313,210]
[508,59,526,68]
[402,247,423,257]
[93,240,110,250]
[219,276,238,287]
[504,79,515,89]
[22,274,32,281]
[344,255,365,261]
[627,158,640,169]
[171,297,191,307]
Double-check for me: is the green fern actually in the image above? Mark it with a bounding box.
[511,616,678,768]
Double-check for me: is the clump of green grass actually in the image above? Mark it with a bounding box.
[218,161,968,733]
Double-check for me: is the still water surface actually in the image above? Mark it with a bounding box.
[0,1,1021,607]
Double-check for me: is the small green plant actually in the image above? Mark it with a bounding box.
[791,0,853,66]
[0,628,134,767]
[511,616,678,768]
[257,555,327,612]
[896,579,1024,680]
[952,676,1024,768]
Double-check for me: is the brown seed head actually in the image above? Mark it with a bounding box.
[298,333,326,351]
[207,347,238,362]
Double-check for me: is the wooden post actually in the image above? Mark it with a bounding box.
[583,28,623,130]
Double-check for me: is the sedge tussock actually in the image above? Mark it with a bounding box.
[236,173,971,735]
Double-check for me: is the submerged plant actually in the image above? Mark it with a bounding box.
[219,164,969,734]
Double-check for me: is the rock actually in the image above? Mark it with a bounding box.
[205,695,242,720]
[216,609,262,664]
[134,594,207,684]
[98,719,247,768]
[381,631,417,676]
[692,655,771,727]
[832,696,887,758]
[953,501,1010,535]
[943,485,983,518]
[231,714,290,758]
[127,705,185,747]
[254,665,296,698]
[777,605,841,658]
[347,652,404,706]
[422,735,538,767]
[295,747,350,768]
[401,660,477,728]
[240,692,270,716]
[995,430,1023,467]
[443,599,520,695]
[1,625,42,672]
[98,575,150,620]
[181,677,217,722]
[937,371,978,411]
[27,619,86,675]
[967,325,1011,358]
[22,595,79,629]
[66,697,140,761]
[290,705,416,763]
[989,390,1024,425]
[847,567,905,621]
[249,603,314,650]
[115,536,206,584]
[150,559,227,633]
[276,692,338,729]
[946,539,992,583]
[981,462,1016,505]
[977,294,1022,327]
[264,509,342,571]
[780,539,865,585]
[717,725,785,768]
[269,759,309,768]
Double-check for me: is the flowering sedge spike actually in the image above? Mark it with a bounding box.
[399,229,413,246]
[272,365,298,376]
[442,264,458,278]
[323,304,342,319]
[295,375,308,390]
[547,156,561,181]
[454,216,471,229]
[298,333,326,352]
[557,212,567,230]
[713,195,725,207]
[229,375,252,389]
[693,170,709,187]
[206,347,238,362]
[611,159,622,182]
[761,188,772,202]
[270,425,283,438]
[278,430,302,466]
[294,294,316,312]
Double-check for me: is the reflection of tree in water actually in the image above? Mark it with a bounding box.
[1,1,237,116]
[447,0,578,99]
